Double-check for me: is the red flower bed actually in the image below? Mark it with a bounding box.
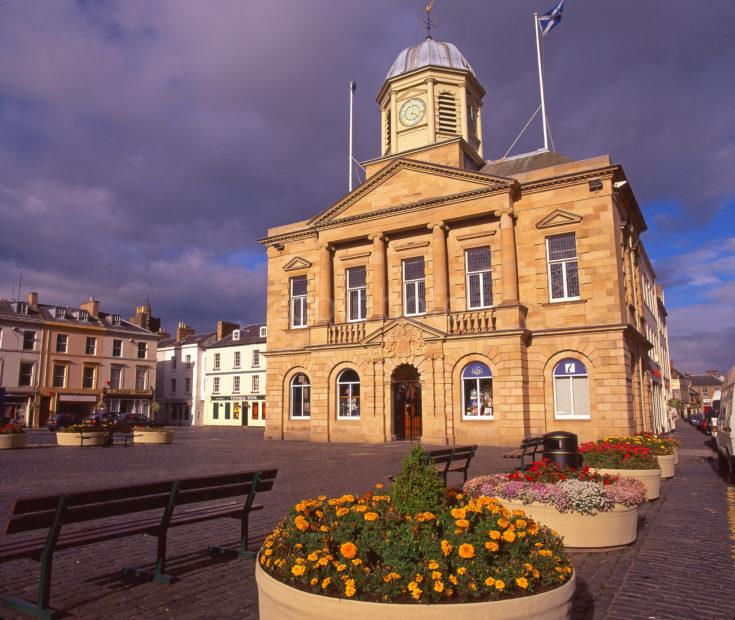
[579,441,658,470]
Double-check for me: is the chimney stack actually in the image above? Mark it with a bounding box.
[80,297,100,318]
[27,291,39,312]
[176,322,195,341]
[217,321,240,341]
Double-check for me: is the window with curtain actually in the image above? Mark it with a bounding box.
[553,358,590,418]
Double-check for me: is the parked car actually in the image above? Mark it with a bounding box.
[82,411,120,426]
[690,412,704,427]
[716,368,735,481]
[47,413,82,431]
[115,413,155,427]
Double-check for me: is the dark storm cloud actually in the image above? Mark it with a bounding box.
[1,1,733,368]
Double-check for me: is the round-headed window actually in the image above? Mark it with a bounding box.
[291,373,311,419]
[461,362,493,419]
[337,369,360,419]
[553,359,590,419]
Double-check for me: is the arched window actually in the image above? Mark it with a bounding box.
[553,359,590,418]
[437,92,458,134]
[461,362,493,419]
[291,373,311,419]
[337,369,360,419]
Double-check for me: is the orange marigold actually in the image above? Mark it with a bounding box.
[502,530,516,543]
[364,512,379,522]
[484,541,499,552]
[340,542,357,559]
[516,577,529,589]
[294,516,309,531]
[291,564,306,576]
[455,518,470,528]
[489,529,501,540]
[458,543,475,559]
[441,540,452,556]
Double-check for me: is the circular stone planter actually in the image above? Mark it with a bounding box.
[592,467,661,501]
[134,430,174,444]
[0,434,27,449]
[56,431,106,447]
[255,559,575,620]
[497,500,638,550]
[657,454,675,479]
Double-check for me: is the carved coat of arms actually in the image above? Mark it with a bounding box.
[384,323,424,358]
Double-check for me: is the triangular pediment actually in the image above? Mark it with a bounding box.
[282,257,312,271]
[362,316,446,345]
[535,209,583,230]
[309,159,514,228]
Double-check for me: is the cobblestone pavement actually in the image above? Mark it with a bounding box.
[1,423,734,619]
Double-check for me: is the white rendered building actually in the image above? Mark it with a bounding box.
[203,324,267,427]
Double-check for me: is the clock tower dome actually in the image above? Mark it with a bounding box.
[373,38,486,171]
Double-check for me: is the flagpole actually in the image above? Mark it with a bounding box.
[348,81,356,192]
[533,12,549,151]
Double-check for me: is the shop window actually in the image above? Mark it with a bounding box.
[461,362,493,419]
[337,369,360,419]
[224,402,231,420]
[252,402,259,420]
[291,373,310,418]
[553,358,590,419]
[213,403,219,420]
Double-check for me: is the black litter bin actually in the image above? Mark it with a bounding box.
[542,431,580,469]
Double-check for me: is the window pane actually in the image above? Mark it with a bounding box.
[468,273,481,308]
[291,275,307,296]
[481,271,493,306]
[347,266,366,288]
[549,262,565,299]
[359,289,367,320]
[572,376,590,416]
[548,233,577,261]
[417,280,426,314]
[293,297,302,326]
[404,257,425,280]
[349,289,360,320]
[406,282,416,315]
[466,247,491,272]
[555,377,573,415]
[565,260,580,297]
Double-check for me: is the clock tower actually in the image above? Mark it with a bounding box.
[372,38,486,172]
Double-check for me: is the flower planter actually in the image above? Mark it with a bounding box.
[56,432,106,447]
[592,468,661,501]
[497,500,638,550]
[255,558,575,620]
[0,434,27,449]
[134,430,174,444]
[657,454,675,479]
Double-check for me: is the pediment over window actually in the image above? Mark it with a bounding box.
[282,257,312,271]
[535,209,583,230]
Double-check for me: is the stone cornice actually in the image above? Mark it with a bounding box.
[519,165,618,194]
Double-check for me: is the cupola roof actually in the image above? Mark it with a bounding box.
[386,39,474,80]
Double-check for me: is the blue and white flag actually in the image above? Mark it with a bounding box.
[538,0,564,36]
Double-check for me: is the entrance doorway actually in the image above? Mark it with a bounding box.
[392,364,422,441]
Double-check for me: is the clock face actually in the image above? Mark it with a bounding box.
[398,98,426,127]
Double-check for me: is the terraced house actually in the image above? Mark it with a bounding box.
[0,293,159,426]
[260,38,667,445]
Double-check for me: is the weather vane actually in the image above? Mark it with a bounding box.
[422,0,436,39]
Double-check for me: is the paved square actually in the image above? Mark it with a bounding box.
[1,424,734,619]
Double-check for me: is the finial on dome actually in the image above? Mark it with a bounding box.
[423,0,435,39]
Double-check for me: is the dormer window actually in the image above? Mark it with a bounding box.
[437,92,458,134]
[14,301,28,315]
[55,307,66,319]
[111,314,122,326]
[259,326,267,338]
[232,329,240,341]
[79,310,89,322]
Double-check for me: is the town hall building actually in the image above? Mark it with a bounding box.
[260,37,666,445]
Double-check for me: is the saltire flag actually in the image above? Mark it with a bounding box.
[538,0,564,36]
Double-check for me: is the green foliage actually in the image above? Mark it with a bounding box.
[390,445,446,516]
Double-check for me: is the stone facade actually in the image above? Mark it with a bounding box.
[259,38,661,446]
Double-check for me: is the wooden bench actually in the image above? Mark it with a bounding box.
[0,469,277,619]
[502,436,544,472]
[425,445,478,487]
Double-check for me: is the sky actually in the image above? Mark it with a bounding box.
[0,0,733,373]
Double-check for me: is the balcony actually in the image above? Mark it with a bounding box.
[327,322,366,344]
[447,310,496,335]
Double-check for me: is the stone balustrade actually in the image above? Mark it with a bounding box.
[447,310,496,335]
[327,322,367,344]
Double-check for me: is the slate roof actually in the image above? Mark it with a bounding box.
[480,150,574,178]
[0,299,156,337]
[208,324,266,349]
[158,332,217,349]
[688,374,724,387]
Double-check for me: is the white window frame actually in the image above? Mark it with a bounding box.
[135,367,147,390]
[546,234,581,303]
[553,359,591,420]
[214,353,221,370]
[233,375,240,393]
[346,266,367,322]
[112,339,123,358]
[252,375,259,393]
[137,342,147,359]
[110,366,123,390]
[234,351,241,368]
[82,365,97,390]
[85,337,97,356]
[22,330,36,351]
[402,257,426,317]
[252,350,260,368]
[18,362,35,387]
[290,374,310,419]
[336,369,361,420]
[259,326,267,338]
[465,247,493,310]
[52,364,67,388]
[56,334,68,353]
[185,377,191,393]
[461,363,494,420]
[290,276,308,329]
[213,377,220,393]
